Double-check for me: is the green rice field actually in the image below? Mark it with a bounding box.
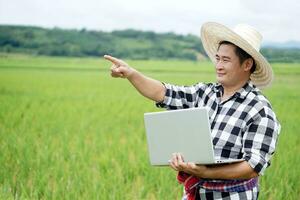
[0,54,299,199]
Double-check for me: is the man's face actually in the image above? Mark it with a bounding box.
[215,44,248,87]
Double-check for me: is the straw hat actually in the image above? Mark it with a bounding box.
[200,22,273,88]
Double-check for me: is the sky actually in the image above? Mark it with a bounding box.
[0,0,299,43]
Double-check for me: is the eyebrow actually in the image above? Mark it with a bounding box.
[215,54,231,60]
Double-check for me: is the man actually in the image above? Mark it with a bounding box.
[104,22,280,199]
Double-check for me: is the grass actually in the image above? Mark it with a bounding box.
[0,54,299,199]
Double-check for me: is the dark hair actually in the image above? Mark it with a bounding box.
[218,41,256,74]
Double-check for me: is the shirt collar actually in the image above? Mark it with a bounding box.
[213,83,223,93]
[213,81,255,99]
[234,81,255,99]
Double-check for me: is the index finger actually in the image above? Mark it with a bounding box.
[104,55,121,65]
[178,153,185,162]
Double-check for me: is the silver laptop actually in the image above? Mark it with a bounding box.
[144,107,243,166]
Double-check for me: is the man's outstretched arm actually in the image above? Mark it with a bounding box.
[104,55,165,102]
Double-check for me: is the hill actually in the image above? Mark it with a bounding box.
[0,25,299,62]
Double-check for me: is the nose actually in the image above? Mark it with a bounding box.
[215,60,224,71]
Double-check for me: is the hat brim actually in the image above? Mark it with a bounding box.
[200,22,273,89]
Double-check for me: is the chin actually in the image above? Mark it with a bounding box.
[216,77,225,85]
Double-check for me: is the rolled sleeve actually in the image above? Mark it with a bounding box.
[156,82,207,110]
[242,110,281,175]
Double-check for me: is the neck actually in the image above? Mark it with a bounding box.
[222,80,248,100]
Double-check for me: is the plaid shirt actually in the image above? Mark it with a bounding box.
[156,81,281,199]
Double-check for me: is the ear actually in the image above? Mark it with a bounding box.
[243,58,253,72]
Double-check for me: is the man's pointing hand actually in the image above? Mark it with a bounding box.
[104,55,135,78]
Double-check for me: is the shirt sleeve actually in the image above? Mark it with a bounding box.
[242,108,281,175]
[155,82,208,110]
